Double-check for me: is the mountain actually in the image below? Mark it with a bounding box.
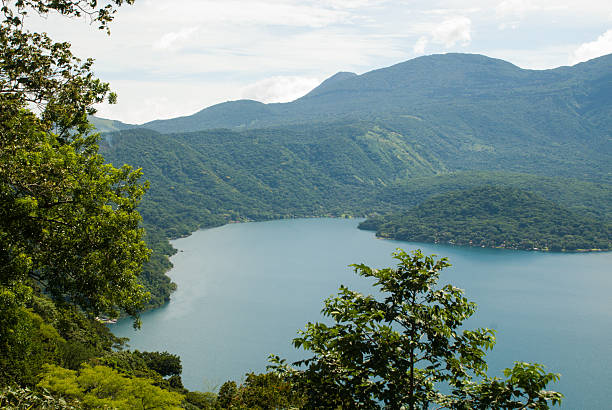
[358,186,611,251]
[303,71,358,98]
[138,53,612,138]
[142,100,275,134]
[128,53,610,182]
[89,116,137,133]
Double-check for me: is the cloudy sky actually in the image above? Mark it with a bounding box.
[29,0,612,124]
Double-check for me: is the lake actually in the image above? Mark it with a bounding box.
[112,218,612,408]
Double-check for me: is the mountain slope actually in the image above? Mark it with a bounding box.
[101,122,447,237]
[89,116,137,133]
[359,186,611,251]
[139,54,612,142]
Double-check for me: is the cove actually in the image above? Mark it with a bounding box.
[111,218,612,408]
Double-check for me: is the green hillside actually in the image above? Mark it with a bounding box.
[101,125,611,307]
[101,122,445,235]
[374,171,612,221]
[89,116,137,133]
[359,187,611,251]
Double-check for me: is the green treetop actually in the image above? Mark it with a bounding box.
[272,249,563,409]
[0,0,148,320]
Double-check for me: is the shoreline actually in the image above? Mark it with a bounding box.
[371,232,610,253]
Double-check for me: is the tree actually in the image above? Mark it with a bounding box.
[137,351,183,378]
[0,0,149,321]
[272,249,562,409]
[37,363,185,409]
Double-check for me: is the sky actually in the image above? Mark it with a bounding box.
[28,0,612,124]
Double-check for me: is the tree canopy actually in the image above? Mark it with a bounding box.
[359,186,610,252]
[272,249,563,409]
[0,0,149,320]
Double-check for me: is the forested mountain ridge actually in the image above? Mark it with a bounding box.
[132,53,612,152]
[358,186,611,251]
[94,54,612,155]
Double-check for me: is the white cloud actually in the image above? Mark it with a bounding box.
[495,0,572,18]
[155,27,199,50]
[494,0,571,29]
[571,29,612,64]
[321,0,387,9]
[407,16,472,53]
[26,0,612,122]
[413,36,428,55]
[431,16,472,47]
[498,21,520,30]
[140,1,352,29]
[241,76,322,103]
[93,80,244,124]
[420,8,481,16]
[496,0,536,18]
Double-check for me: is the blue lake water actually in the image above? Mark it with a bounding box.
[112,218,612,408]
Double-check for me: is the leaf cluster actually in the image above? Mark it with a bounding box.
[37,363,185,409]
[271,250,562,409]
[1,99,151,318]
[2,0,133,32]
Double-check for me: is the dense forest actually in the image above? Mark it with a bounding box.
[1,0,607,406]
[100,124,611,308]
[359,187,611,251]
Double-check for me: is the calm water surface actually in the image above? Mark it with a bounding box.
[112,218,612,408]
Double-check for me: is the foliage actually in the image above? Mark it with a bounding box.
[0,385,78,409]
[360,186,611,251]
[139,226,178,309]
[1,0,147,328]
[456,362,563,409]
[184,391,219,409]
[137,351,183,378]
[92,349,187,397]
[1,1,133,33]
[216,372,304,409]
[0,100,150,317]
[374,171,612,222]
[0,289,130,385]
[38,363,185,409]
[0,0,153,395]
[0,285,63,385]
[272,249,562,409]
[216,381,237,409]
